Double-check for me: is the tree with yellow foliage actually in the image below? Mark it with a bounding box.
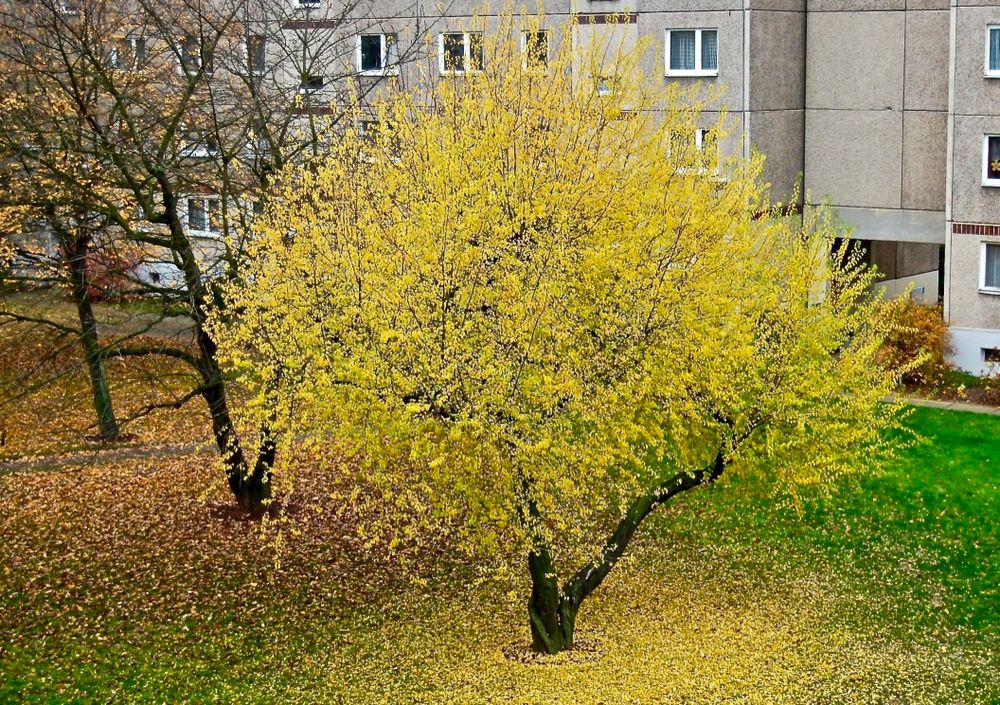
[221,19,906,654]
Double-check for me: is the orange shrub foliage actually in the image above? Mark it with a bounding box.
[880,301,952,387]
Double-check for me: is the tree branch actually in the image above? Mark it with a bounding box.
[562,449,729,606]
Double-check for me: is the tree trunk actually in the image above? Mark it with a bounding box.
[200,347,272,513]
[159,188,272,513]
[65,233,120,440]
[527,545,578,654]
[524,448,732,655]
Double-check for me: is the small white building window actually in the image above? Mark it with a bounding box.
[109,36,146,70]
[670,128,717,157]
[439,32,484,74]
[299,75,324,94]
[358,33,398,75]
[522,30,549,70]
[180,36,213,75]
[987,26,1000,77]
[180,132,219,159]
[984,135,1000,186]
[187,198,221,234]
[981,242,1000,292]
[665,29,718,77]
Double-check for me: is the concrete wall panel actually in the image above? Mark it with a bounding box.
[951,116,1000,224]
[805,109,903,208]
[902,110,948,211]
[807,0,904,12]
[806,11,904,110]
[640,10,745,111]
[952,7,1000,117]
[750,109,805,200]
[749,9,806,111]
[903,10,951,111]
[947,233,1000,331]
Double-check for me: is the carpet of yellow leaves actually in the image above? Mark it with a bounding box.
[1,450,995,703]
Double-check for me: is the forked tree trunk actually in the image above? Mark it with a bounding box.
[525,448,730,655]
[160,187,273,513]
[527,544,579,654]
[65,232,120,440]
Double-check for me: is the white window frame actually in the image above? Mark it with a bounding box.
[979,241,1000,294]
[670,128,715,155]
[295,0,321,8]
[109,36,145,71]
[986,25,1000,78]
[983,135,1000,186]
[438,32,484,75]
[521,29,549,71]
[185,197,222,236]
[356,33,399,76]
[179,132,219,159]
[179,36,213,76]
[664,28,719,78]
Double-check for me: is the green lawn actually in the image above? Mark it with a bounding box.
[1,406,998,704]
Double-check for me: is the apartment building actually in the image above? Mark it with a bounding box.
[10,1,999,372]
[234,0,995,372]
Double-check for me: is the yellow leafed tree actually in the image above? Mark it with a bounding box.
[219,16,907,654]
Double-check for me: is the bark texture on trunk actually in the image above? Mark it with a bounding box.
[527,543,579,654]
[65,232,120,440]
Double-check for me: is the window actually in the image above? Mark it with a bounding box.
[981,243,1000,292]
[665,28,718,77]
[180,131,219,158]
[296,0,320,7]
[695,128,717,155]
[987,26,1000,77]
[187,198,221,234]
[247,34,266,75]
[299,75,324,93]
[357,119,379,141]
[358,33,398,75]
[984,135,1000,186]
[181,36,213,75]
[522,30,548,70]
[669,127,720,174]
[984,348,1000,363]
[439,32,484,74]
[596,76,615,97]
[670,128,717,156]
[109,36,146,70]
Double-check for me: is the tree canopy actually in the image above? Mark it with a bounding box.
[220,20,907,653]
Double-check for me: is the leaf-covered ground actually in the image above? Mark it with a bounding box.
[1,322,997,703]
[0,299,211,462]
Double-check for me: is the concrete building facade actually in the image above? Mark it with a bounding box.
[269,0,1000,372]
[36,0,989,370]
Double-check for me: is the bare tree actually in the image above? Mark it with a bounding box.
[0,0,435,509]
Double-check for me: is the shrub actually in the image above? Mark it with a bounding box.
[980,367,1000,406]
[881,301,952,387]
